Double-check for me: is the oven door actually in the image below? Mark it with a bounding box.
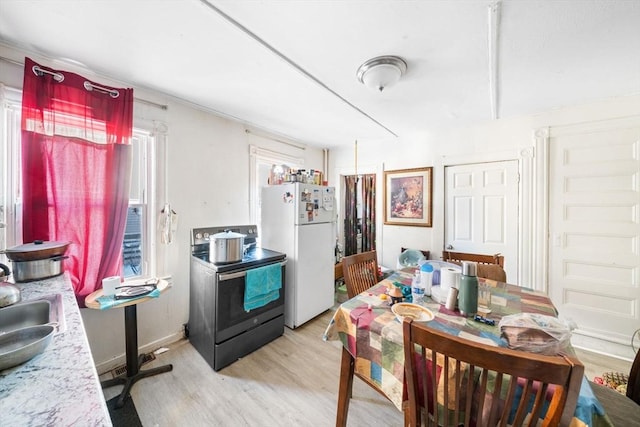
[215,261,286,343]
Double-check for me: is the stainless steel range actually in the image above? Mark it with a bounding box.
[188,224,286,371]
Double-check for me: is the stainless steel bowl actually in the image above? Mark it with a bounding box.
[0,324,55,371]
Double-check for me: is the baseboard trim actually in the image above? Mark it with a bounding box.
[571,333,635,362]
[96,332,183,375]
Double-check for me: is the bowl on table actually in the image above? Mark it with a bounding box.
[392,303,434,322]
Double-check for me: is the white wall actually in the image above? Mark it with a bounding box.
[0,46,325,372]
[85,102,324,372]
[329,95,640,274]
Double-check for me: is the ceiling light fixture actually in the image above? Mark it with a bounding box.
[357,55,407,92]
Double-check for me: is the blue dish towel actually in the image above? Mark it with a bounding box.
[244,263,282,312]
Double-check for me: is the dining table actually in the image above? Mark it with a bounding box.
[323,267,614,427]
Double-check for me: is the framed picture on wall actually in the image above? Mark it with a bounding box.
[383,167,433,227]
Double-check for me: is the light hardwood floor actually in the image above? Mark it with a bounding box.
[102,306,632,427]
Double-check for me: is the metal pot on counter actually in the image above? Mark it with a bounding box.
[209,230,245,264]
[1,240,70,282]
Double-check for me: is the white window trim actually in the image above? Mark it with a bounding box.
[249,144,304,225]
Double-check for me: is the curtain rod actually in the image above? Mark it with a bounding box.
[0,55,168,110]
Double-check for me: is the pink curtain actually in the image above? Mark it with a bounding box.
[21,57,133,307]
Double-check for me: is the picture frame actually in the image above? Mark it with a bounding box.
[383,167,433,227]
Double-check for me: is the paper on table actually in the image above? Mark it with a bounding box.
[96,288,161,310]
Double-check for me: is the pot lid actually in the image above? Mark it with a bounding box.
[210,230,245,239]
[4,240,71,253]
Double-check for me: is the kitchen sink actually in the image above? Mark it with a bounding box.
[0,294,65,335]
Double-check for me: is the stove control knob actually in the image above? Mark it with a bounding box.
[248,228,254,234]
[195,233,202,240]
[203,232,210,239]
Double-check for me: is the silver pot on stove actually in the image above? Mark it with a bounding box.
[209,230,245,264]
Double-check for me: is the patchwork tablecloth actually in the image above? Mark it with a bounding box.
[323,269,613,427]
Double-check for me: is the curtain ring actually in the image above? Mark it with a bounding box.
[32,65,64,82]
[84,81,120,98]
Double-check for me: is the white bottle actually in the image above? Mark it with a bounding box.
[420,263,434,297]
[411,271,424,305]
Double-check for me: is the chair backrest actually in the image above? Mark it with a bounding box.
[476,263,507,282]
[443,250,504,267]
[627,345,640,404]
[403,319,584,427]
[401,247,430,260]
[342,250,379,298]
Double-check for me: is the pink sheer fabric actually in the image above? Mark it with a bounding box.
[21,57,133,306]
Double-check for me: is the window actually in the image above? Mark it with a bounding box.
[123,129,155,278]
[0,87,159,280]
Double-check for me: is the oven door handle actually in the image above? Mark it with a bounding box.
[218,260,287,281]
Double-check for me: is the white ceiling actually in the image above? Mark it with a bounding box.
[0,0,639,149]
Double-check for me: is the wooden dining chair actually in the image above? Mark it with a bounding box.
[442,250,504,267]
[402,318,584,427]
[443,250,507,282]
[628,345,640,405]
[476,263,507,282]
[337,250,410,426]
[341,250,379,298]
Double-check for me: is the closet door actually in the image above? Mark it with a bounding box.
[445,160,519,282]
[548,117,640,356]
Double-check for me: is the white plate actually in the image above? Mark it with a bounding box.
[392,303,434,322]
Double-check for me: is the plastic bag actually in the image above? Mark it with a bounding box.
[498,313,574,355]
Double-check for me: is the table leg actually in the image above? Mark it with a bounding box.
[336,346,355,427]
[101,304,173,409]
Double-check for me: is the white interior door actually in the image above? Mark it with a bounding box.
[445,161,519,282]
[548,118,640,357]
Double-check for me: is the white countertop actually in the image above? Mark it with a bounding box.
[0,273,111,426]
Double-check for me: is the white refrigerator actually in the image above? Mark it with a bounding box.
[261,183,336,329]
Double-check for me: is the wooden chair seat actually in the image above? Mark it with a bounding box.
[403,318,584,427]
